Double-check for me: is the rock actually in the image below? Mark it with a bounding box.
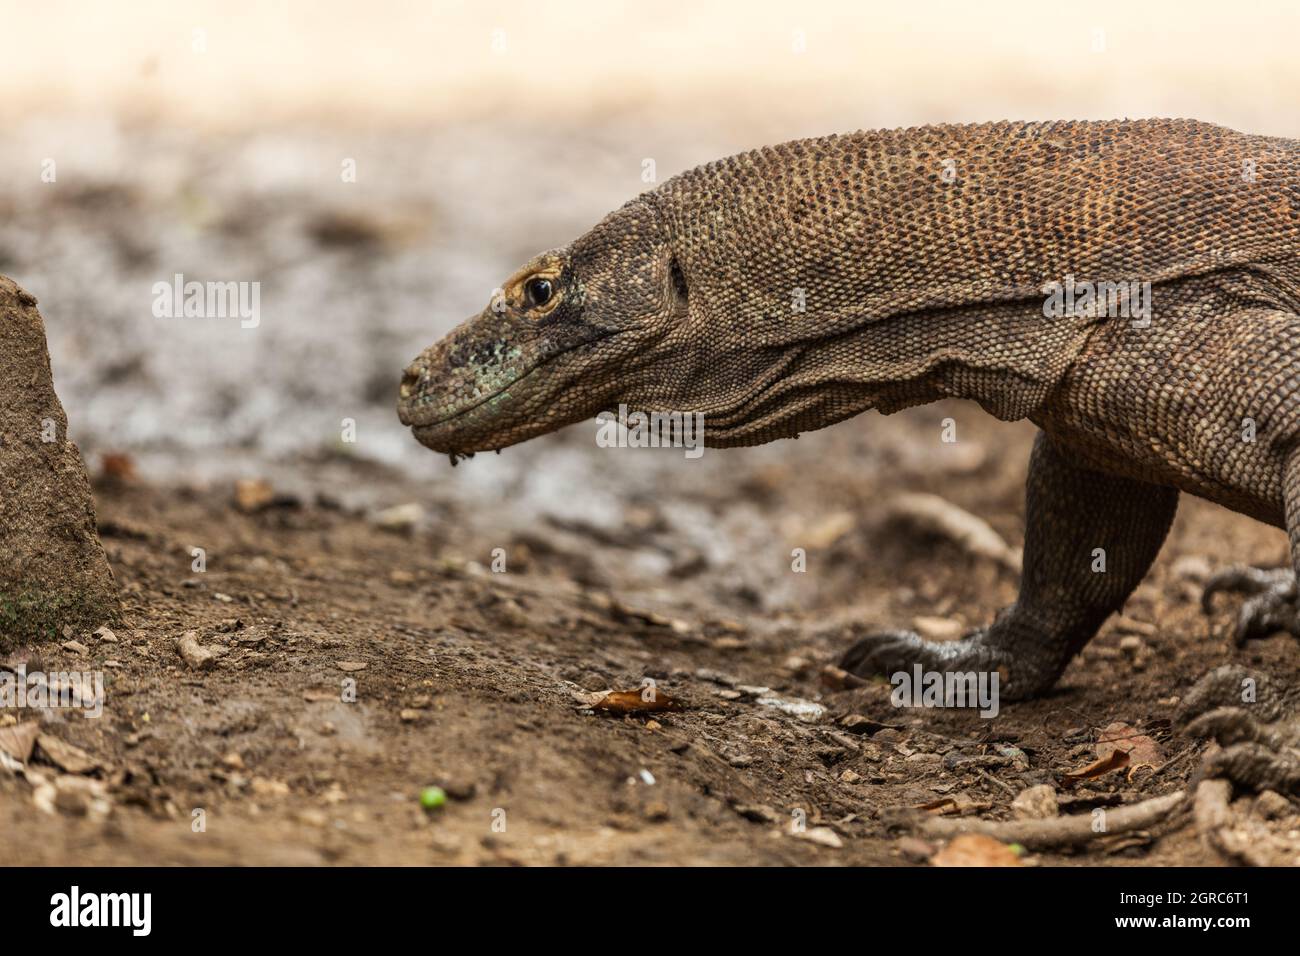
[998,745,1031,771]
[904,751,943,768]
[839,714,890,735]
[793,826,843,849]
[92,626,117,643]
[1113,616,1158,637]
[1011,783,1059,820]
[781,654,811,675]
[60,640,89,655]
[1170,554,1213,583]
[233,478,276,513]
[895,836,935,863]
[250,777,290,797]
[442,780,477,801]
[755,696,826,723]
[176,630,221,670]
[694,668,737,686]
[372,503,425,534]
[43,775,111,820]
[0,277,119,646]
[802,511,856,549]
[1118,634,1145,656]
[1254,790,1293,820]
[35,733,100,774]
[733,803,780,824]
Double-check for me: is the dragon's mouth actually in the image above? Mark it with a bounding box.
[405,358,551,450]
[403,358,545,430]
[401,328,626,448]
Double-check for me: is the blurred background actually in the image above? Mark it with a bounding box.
[1,0,1298,611]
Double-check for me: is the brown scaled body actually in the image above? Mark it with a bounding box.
[400,120,1300,699]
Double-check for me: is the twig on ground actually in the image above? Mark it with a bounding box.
[975,768,1016,796]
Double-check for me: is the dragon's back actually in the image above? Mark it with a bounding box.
[651,119,1300,328]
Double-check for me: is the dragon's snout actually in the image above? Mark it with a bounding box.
[399,363,421,400]
[396,359,430,425]
[399,368,417,400]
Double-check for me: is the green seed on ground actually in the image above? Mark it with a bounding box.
[420,786,447,810]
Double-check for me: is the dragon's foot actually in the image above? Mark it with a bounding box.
[1202,565,1300,645]
[838,626,1047,703]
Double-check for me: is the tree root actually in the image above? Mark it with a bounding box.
[1193,779,1300,866]
[916,791,1186,849]
[911,666,1300,862]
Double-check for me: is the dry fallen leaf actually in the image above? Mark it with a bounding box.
[1062,721,1165,787]
[1097,721,1165,778]
[234,478,276,513]
[931,833,1023,867]
[588,689,682,715]
[0,722,40,763]
[914,792,990,815]
[98,452,137,483]
[1061,748,1131,788]
[916,797,960,815]
[819,665,869,690]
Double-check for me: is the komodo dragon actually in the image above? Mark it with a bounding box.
[398,119,1300,702]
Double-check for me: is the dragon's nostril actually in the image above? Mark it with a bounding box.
[400,367,421,400]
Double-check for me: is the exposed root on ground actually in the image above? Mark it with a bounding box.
[916,791,1187,849]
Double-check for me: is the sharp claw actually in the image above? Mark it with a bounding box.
[838,629,922,677]
[1200,566,1300,647]
[1202,566,1292,614]
[1236,594,1270,646]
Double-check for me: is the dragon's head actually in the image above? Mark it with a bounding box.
[398,198,696,460]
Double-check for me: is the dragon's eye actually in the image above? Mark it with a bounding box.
[524,277,554,308]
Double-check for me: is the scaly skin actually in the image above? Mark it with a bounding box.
[398,119,1300,700]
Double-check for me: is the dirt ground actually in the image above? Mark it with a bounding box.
[2,109,1299,867]
[5,406,1299,866]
